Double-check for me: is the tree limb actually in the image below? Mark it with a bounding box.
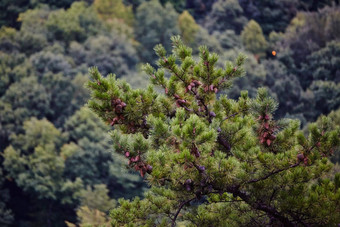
[227,187,296,227]
[246,162,301,184]
[171,198,196,227]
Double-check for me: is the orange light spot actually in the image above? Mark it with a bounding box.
[272,50,277,56]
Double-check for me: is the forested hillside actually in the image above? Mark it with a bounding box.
[0,0,339,226]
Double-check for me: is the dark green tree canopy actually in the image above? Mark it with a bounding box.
[134,0,179,64]
[1,1,339,226]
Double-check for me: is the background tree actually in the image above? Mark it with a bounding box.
[278,6,340,85]
[204,0,247,34]
[0,168,13,227]
[46,2,102,43]
[241,20,267,61]
[305,108,340,164]
[178,10,199,45]
[301,41,340,87]
[3,118,83,226]
[65,184,115,227]
[94,0,134,26]
[69,32,138,77]
[238,0,300,34]
[62,107,145,198]
[309,81,340,119]
[134,0,179,64]
[0,1,339,226]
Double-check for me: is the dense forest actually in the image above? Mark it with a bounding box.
[0,0,339,226]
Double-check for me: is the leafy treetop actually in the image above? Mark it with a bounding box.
[86,36,340,226]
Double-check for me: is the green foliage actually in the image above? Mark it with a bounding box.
[3,118,78,200]
[1,108,145,225]
[66,206,110,227]
[178,10,199,44]
[69,31,138,76]
[221,49,266,99]
[307,109,340,163]
[79,184,116,212]
[0,0,80,28]
[134,0,179,64]
[87,37,340,226]
[46,1,103,43]
[298,0,339,12]
[301,41,340,88]
[239,0,300,34]
[213,29,242,50]
[0,52,27,96]
[1,1,339,225]
[205,0,248,34]
[159,0,186,12]
[0,168,13,226]
[309,81,340,119]
[63,107,145,198]
[241,20,268,60]
[1,117,83,225]
[94,0,134,26]
[0,0,31,28]
[238,0,337,35]
[280,6,340,75]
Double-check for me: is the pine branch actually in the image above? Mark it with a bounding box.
[227,187,296,227]
[171,197,196,227]
[223,108,249,121]
[217,133,231,153]
[246,162,301,184]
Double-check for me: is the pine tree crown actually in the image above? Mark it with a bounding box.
[86,36,340,226]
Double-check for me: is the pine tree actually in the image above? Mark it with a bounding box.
[305,108,340,164]
[86,36,340,226]
[241,20,268,61]
[178,10,199,45]
[93,0,134,26]
[204,0,248,34]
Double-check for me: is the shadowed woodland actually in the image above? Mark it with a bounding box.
[0,0,339,226]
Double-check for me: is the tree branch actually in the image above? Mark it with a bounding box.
[217,133,231,153]
[227,187,296,227]
[171,198,196,227]
[223,108,248,121]
[246,162,301,184]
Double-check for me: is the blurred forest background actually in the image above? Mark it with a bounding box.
[0,0,339,226]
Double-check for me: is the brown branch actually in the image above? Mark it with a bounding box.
[246,162,301,184]
[223,108,248,121]
[217,133,231,153]
[227,187,296,227]
[171,198,196,227]
[246,139,324,185]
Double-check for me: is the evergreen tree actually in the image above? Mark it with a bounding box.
[65,184,115,227]
[46,1,102,43]
[239,0,300,34]
[178,10,199,45]
[241,20,267,61]
[309,81,340,119]
[306,108,340,164]
[204,0,247,34]
[86,37,340,226]
[2,118,83,226]
[301,41,340,88]
[0,168,13,227]
[94,0,134,26]
[69,31,138,77]
[134,0,179,64]
[62,107,145,198]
